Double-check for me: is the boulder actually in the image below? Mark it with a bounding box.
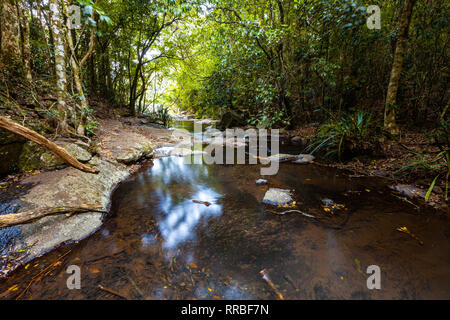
[153,147,205,158]
[18,142,93,172]
[291,136,304,145]
[115,143,153,164]
[293,154,315,164]
[390,185,426,199]
[263,188,293,206]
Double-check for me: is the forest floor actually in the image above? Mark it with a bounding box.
[283,125,447,207]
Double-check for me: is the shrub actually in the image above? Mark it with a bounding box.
[307,109,374,161]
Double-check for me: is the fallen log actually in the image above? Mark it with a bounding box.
[0,205,107,229]
[0,116,99,174]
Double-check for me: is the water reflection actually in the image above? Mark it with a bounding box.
[148,157,223,252]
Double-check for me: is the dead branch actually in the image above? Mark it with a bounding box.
[192,200,212,207]
[98,285,130,300]
[260,269,284,300]
[0,205,106,229]
[16,250,72,300]
[0,116,99,174]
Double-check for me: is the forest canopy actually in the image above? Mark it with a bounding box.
[0,0,448,133]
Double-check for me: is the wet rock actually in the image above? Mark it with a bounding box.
[267,154,299,162]
[391,184,426,199]
[64,143,92,162]
[154,147,205,158]
[293,154,315,164]
[291,136,305,146]
[257,153,315,163]
[0,159,130,277]
[321,198,345,213]
[371,171,389,177]
[116,143,153,164]
[263,188,293,206]
[256,179,268,185]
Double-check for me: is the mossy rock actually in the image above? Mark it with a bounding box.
[18,141,93,172]
[0,128,25,145]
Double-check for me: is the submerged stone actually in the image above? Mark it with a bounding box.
[293,154,315,164]
[256,179,268,185]
[391,184,426,199]
[263,188,293,206]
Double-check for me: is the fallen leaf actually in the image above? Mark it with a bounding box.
[89,267,100,274]
[8,285,19,292]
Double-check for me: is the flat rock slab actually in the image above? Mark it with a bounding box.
[390,184,426,199]
[254,153,315,163]
[0,158,130,277]
[262,188,293,206]
[154,147,205,158]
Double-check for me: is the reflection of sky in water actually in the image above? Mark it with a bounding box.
[149,157,222,251]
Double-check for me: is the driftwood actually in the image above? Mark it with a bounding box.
[98,285,130,300]
[260,269,284,300]
[0,116,99,174]
[192,200,212,207]
[0,205,107,229]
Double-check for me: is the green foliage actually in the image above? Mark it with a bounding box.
[397,121,450,201]
[149,106,172,128]
[85,120,99,137]
[307,109,374,161]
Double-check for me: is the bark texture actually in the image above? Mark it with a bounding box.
[384,0,417,135]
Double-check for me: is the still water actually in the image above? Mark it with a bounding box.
[0,150,449,299]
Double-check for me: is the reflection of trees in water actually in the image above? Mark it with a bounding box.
[148,157,223,252]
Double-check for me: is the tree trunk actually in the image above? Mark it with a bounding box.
[0,205,106,229]
[384,0,416,135]
[36,0,53,73]
[0,116,99,174]
[62,0,96,136]
[0,0,20,65]
[49,0,68,132]
[16,0,32,81]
